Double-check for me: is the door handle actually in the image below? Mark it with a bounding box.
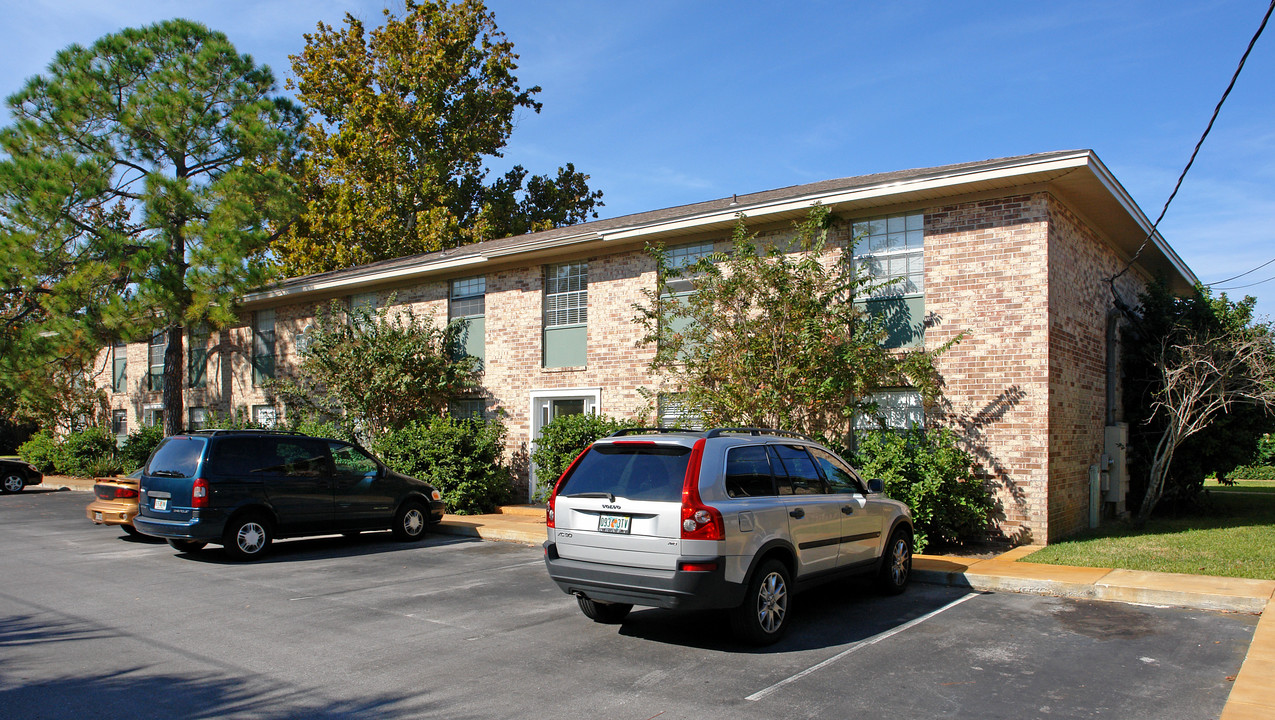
[789,508,805,519]
[841,505,855,515]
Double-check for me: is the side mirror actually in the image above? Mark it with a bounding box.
[867,478,885,494]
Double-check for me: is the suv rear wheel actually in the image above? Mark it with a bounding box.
[577,596,632,624]
[730,559,791,645]
[223,514,272,561]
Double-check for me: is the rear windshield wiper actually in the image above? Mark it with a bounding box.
[567,491,616,502]
[148,470,186,478]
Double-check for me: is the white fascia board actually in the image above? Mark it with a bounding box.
[482,231,604,258]
[598,153,1096,242]
[242,254,487,303]
[1084,155,1198,285]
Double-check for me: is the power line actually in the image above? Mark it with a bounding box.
[1111,0,1275,285]
[1213,272,1275,291]
[1206,254,1275,286]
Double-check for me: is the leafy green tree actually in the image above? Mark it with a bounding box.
[1122,284,1275,520]
[273,299,481,437]
[634,204,958,443]
[275,0,603,276]
[0,19,304,437]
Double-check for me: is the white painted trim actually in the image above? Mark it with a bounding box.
[528,386,602,501]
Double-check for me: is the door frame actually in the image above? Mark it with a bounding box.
[528,387,601,502]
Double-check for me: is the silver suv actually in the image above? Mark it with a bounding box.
[543,427,913,644]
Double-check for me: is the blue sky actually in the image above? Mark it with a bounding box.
[3,0,1273,317]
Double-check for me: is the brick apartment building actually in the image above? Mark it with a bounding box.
[94,150,1194,543]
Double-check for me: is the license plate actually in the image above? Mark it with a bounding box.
[153,498,168,511]
[94,511,103,522]
[597,514,631,534]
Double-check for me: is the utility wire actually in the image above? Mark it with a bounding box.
[1213,272,1275,291]
[1205,254,1275,286]
[1111,0,1275,285]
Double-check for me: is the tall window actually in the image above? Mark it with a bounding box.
[111,341,127,393]
[252,309,275,386]
[148,333,165,392]
[449,276,486,364]
[188,323,209,389]
[543,261,587,368]
[853,212,925,347]
[855,389,924,432]
[661,241,713,351]
[188,406,208,431]
[253,404,277,428]
[111,409,128,438]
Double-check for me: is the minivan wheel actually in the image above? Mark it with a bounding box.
[223,515,272,561]
[730,559,791,645]
[877,528,913,595]
[392,500,428,542]
[577,596,632,624]
[2,474,24,493]
[167,539,207,553]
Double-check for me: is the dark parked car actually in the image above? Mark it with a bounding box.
[133,430,445,560]
[1,457,43,493]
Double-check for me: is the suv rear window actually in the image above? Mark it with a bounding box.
[559,444,692,502]
[146,436,207,478]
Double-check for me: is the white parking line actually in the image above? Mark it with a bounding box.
[746,592,981,702]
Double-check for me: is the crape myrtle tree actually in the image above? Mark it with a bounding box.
[272,299,481,438]
[1122,284,1275,522]
[634,204,959,443]
[273,0,604,276]
[0,19,303,437]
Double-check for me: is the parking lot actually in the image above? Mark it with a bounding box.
[1,489,1257,719]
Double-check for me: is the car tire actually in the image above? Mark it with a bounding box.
[577,596,632,624]
[121,524,140,537]
[730,559,791,645]
[391,500,428,542]
[167,539,207,552]
[2,474,25,493]
[877,528,913,595]
[223,514,272,561]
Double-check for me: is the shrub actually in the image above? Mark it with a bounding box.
[287,416,355,443]
[852,427,995,553]
[119,424,165,472]
[530,413,643,499]
[371,416,510,515]
[1228,465,1275,481]
[55,427,118,477]
[18,431,60,473]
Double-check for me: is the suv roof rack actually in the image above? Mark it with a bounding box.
[703,427,814,441]
[186,428,306,437]
[607,427,702,437]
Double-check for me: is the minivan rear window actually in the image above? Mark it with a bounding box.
[559,444,692,503]
[146,436,207,478]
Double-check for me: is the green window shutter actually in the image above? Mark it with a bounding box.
[859,296,926,349]
[543,325,587,368]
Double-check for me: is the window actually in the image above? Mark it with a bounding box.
[657,393,701,429]
[450,398,485,419]
[143,405,163,428]
[111,341,127,393]
[111,410,128,437]
[252,404,277,428]
[329,441,379,479]
[771,444,828,495]
[349,292,378,329]
[853,212,925,347]
[449,276,486,363]
[724,445,776,498]
[187,406,208,431]
[661,241,713,352]
[147,333,166,392]
[809,446,865,494]
[856,389,924,431]
[188,323,209,389]
[252,309,275,386]
[543,261,587,368]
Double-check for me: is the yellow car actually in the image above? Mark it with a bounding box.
[86,470,142,536]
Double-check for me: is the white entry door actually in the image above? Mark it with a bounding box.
[529,388,601,501]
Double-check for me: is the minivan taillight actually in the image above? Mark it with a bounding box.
[191,478,209,509]
[547,446,591,529]
[680,438,723,541]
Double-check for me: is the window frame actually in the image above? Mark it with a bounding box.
[543,261,588,368]
[252,309,276,387]
[147,333,165,392]
[111,341,127,393]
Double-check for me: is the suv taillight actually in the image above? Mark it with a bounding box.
[547,447,591,529]
[680,438,723,541]
[191,478,208,509]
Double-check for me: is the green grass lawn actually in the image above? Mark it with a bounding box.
[1025,490,1275,580]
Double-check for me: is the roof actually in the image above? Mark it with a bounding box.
[241,149,1196,305]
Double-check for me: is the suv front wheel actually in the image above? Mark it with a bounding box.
[877,528,912,595]
[730,559,791,645]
